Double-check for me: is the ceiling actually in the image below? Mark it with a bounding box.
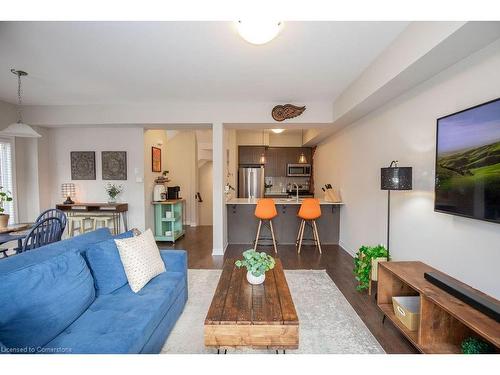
[0,21,408,106]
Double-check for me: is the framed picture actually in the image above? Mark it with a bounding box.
[71,151,96,180]
[102,151,127,180]
[152,147,162,172]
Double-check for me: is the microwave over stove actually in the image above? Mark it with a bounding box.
[287,164,311,177]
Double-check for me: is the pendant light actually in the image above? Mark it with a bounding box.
[298,129,307,163]
[0,69,41,138]
[259,130,266,164]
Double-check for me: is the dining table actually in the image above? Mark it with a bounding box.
[0,223,33,257]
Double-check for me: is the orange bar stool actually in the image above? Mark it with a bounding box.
[254,198,278,253]
[296,198,322,254]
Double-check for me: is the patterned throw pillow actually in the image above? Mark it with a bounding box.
[114,229,166,293]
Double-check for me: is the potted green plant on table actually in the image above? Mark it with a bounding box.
[235,249,276,285]
[0,187,13,228]
[353,245,388,292]
[105,183,123,204]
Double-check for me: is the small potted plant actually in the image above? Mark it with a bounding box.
[105,183,123,204]
[353,245,388,292]
[235,249,276,285]
[0,187,13,228]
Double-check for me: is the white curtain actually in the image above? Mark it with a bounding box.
[0,137,15,223]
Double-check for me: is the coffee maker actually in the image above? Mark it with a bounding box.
[167,186,180,200]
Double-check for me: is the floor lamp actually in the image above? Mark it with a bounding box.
[380,161,412,260]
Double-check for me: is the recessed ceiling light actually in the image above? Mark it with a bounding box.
[236,21,283,45]
[271,129,285,134]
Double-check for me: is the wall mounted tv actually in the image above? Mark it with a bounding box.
[435,97,500,223]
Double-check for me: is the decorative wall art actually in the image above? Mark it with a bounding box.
[102,151,127,180]
[152,147,162,172]
[71,151,96,180]
[271,104,306,122]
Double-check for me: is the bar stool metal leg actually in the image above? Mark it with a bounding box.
[313,220,322,254]
[297,219,305,254]
[254,220,262,250]
[269,220,278,253]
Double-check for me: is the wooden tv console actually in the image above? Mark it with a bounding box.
[377,261,499,354]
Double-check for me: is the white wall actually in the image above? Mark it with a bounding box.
[144,129,169,230]
[46,127,146,230]
[164,131,198,226]
[314,39,500,298]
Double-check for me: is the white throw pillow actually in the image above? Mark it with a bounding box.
[114,228,166,293]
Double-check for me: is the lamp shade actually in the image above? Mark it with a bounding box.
[381,166,412,190]
[0,122,41,138]
[61,183,76,204]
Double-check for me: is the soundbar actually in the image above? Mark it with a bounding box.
[424,272,500,322]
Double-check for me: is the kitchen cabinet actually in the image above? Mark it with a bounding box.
[264,147,312,177]
[238,146,266,165]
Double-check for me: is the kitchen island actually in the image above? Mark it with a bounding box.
[226,197,343,245]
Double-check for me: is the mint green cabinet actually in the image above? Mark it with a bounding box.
[153,199,185,242]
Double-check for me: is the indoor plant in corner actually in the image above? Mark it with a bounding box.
[235,249,276,285]
[0,187,13,228]
[353,245,388,292]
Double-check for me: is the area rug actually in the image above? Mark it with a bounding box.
[161,269,385,354]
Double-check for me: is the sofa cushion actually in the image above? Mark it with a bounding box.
[115,229,166,293]
[0,252,95,350]
[0,228,113,275]
[85,230,134,295]
[45,270,186,354]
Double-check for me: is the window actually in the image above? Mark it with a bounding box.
[0,137,15,223]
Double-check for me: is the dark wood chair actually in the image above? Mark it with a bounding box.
[20,217,63,253]
[35,209,67,239]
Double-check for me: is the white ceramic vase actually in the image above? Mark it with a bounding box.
[246,271,265,285]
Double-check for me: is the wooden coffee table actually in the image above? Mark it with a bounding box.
[204,258,299,351]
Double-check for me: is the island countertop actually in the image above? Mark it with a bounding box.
[225,197,344,205]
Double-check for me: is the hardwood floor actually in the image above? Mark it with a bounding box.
[157,225,418,354]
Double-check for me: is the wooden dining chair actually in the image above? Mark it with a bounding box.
[35,209,67,239]
[20,217,63,253]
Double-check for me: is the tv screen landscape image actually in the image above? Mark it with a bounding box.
[435,98,500,223]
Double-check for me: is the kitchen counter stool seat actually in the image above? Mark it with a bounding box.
[92,215,116,235]
[296,198,322,254]
[253,198,278,253]
[67,216,95,237]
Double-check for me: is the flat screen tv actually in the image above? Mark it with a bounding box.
[435,97,500,223]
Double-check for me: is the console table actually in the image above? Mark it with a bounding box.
[377,261,499,353]
[56,202,128,233]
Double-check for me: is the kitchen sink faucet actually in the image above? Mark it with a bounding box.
[293,183,299,203]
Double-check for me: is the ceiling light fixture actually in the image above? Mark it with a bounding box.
[298,129,307,163]
[259,130,266,164]
[271,129,285,134]
[237,21,283,45]
[0,69,41,138]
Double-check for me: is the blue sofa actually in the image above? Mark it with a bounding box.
[0,228,187,354]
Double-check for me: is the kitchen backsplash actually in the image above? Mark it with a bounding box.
[265,176,310,193]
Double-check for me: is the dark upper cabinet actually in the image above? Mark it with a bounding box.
[238,146,266,165]
[264,147,312,177]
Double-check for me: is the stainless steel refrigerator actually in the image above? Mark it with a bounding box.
[238,166,265,198]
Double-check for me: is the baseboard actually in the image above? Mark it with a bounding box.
[339,240,356,257]
[212,248,224,256]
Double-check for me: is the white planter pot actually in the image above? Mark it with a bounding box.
[371,257,388,281]
[246,271,265,285]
